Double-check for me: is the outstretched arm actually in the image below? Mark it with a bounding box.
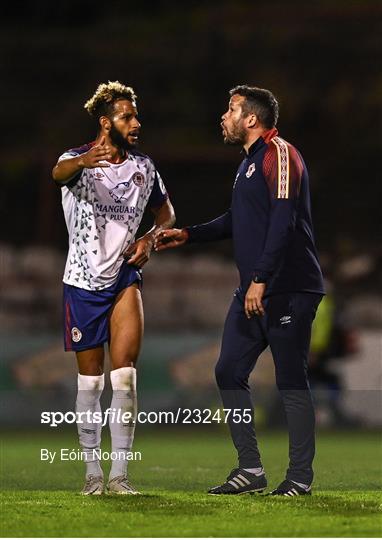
[186,209,232,243]
[155,209,232,252]
[52,137,112,184]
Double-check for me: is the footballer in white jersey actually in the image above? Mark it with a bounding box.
[59,144,168,291]
[52,81,175,495]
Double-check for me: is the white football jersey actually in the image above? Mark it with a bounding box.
[58,143,168,290]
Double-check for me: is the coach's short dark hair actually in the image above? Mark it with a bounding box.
[229,85,279,128]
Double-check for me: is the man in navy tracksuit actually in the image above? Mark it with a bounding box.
[155,85,324,496]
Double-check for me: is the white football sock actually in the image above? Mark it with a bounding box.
[243,467,265,476]
[76,373,104,478]
[109,367,137,479]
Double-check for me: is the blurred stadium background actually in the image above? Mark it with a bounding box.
[1,0,381,432]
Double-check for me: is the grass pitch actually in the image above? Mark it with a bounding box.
[1,429,381,537]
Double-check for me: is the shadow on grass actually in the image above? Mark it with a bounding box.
[102,492,381,515]
[257,493,382,517]
[72,491,382,518]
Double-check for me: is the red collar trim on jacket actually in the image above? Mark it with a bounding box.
[262,128,279,144]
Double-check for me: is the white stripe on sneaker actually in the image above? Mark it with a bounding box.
[237,474,251,485]
[232,477,245,488]
[228,480,240,489]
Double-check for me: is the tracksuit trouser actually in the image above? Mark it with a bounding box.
[215,291,322,485]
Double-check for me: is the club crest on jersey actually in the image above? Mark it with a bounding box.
[71,327,82,342]
[109,182,131,203]
[94,172,104,179]
[246,163,256,178]
[132,171,145,187]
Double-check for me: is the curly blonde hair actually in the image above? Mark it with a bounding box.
[84,81,137,118]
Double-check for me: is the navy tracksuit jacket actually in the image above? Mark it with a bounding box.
[186,129,324,484]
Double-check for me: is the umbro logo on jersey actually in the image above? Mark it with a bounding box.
[132,171,145,187]
[280,315,292,325]
[245,163,256,178]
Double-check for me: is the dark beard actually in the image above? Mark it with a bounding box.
[223,124,246,146]
[109,124,136,152]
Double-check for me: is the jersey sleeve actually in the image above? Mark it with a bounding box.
[186,209,232,243]
[147,169,169,209]
[57,150,80,162]
[55,144,91,187]
[252,138,303,281]
[57,143,92,163]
